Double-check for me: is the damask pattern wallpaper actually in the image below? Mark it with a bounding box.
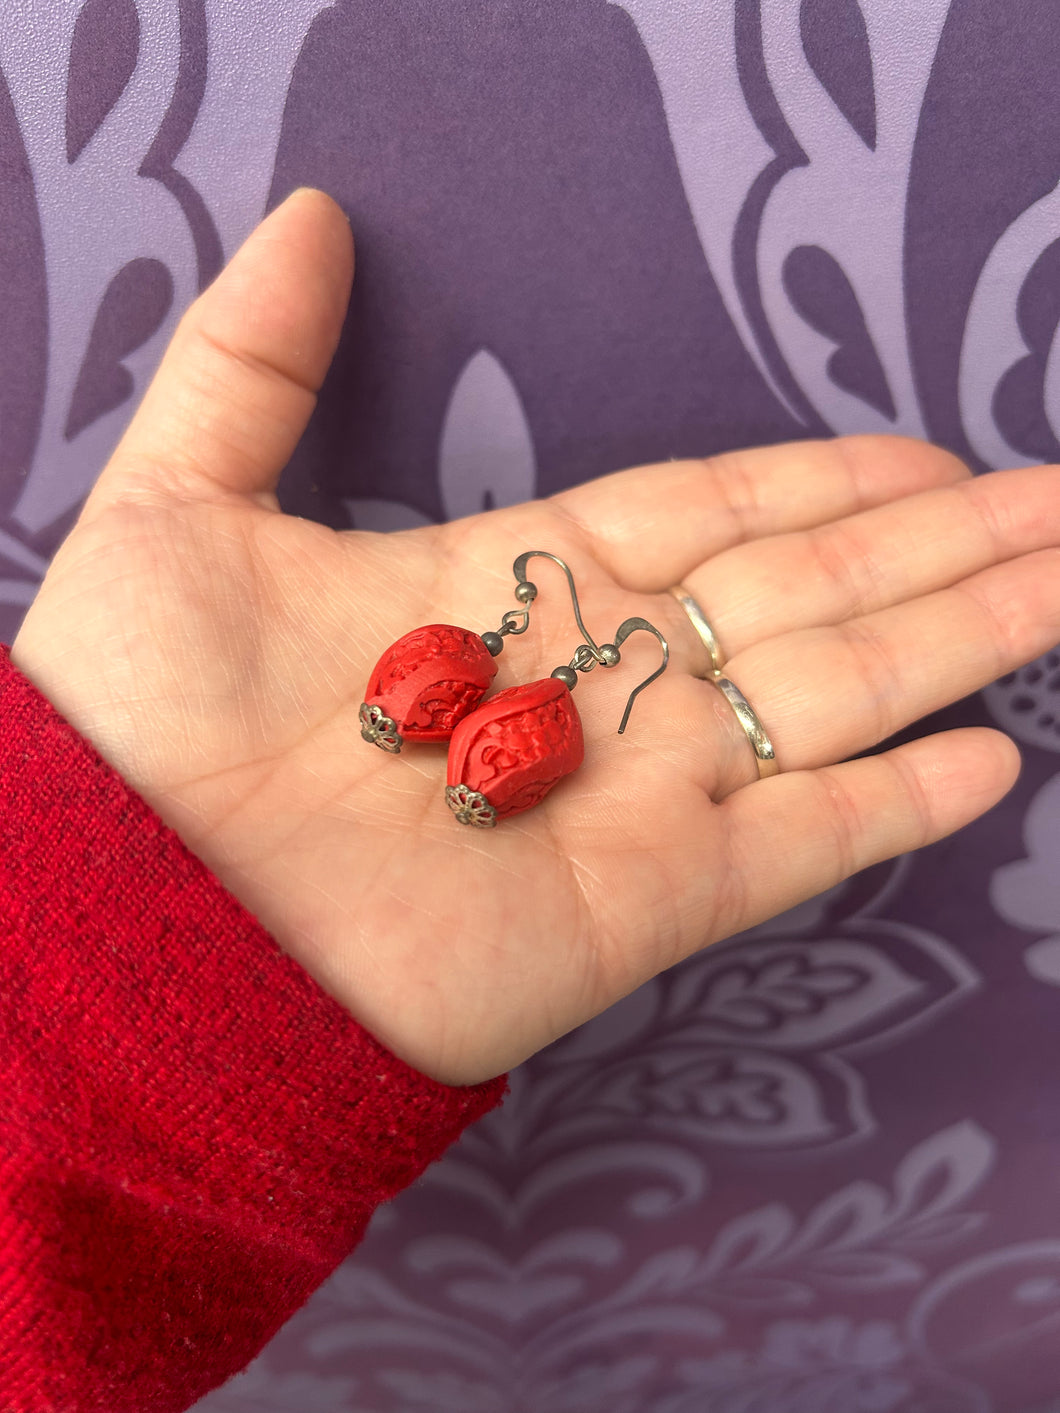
[2,2,1059,1409]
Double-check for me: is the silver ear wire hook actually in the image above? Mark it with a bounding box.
[610,617,669,734]
[512,551,608,666]
[507,556,667,732]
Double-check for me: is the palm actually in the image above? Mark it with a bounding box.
[21,490,722,1078]
[12,190,1060,1085]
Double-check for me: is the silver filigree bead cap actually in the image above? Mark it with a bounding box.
[445,783,497,827]
[359,701,402,752]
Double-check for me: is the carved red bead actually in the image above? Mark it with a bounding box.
[446,676,584,824]
[361,624,498,748]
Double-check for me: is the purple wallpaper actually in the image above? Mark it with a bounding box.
[2,2,1060,1408]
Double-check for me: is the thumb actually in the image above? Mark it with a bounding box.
[90,186,354,514]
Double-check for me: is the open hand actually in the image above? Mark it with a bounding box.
[12,189,1059,1085]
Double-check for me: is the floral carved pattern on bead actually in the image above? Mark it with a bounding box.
[362,624,498,744]
[446,676,584,822]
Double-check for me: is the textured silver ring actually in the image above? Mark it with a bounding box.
[668,584,724,678]
[713,676,779,779]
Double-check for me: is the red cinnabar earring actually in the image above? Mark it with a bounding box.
[445,615,669,827]
[359,551,585,752]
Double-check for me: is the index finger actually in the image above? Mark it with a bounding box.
[550,434,972,592]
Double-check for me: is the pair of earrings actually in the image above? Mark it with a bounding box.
[358,551,668,828]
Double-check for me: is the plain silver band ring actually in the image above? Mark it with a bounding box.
[713,676,780,779]
[668,584,724,677]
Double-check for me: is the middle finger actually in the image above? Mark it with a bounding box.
[671,463,1060,674]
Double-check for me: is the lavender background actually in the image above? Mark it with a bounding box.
[2,2,1060,1408]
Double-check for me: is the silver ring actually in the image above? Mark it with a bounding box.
[668,584,724,677]
[713,676,779,779]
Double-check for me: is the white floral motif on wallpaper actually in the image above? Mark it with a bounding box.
[574,1119,995,1311]
[400,875,982,1287]
[615,0,951,439]
[664,1317,988,1413]
[204,1122,995,1413]
[910,1240,1060,1397]
[0,0,332,606]
[344,348,537,530]
[982,649,1060,754]
[1,0,330,541]
[450,915,981,1171]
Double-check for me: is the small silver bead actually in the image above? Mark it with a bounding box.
[551,665,578,689]
[514,581,538,604]
[481,630,505,656]
[599,643,621,667]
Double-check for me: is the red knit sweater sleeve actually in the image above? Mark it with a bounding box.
[0,642,509,1412]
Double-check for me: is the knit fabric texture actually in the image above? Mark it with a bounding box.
[0,643,509,1412]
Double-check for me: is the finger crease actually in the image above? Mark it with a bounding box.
[190,320,320,401]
